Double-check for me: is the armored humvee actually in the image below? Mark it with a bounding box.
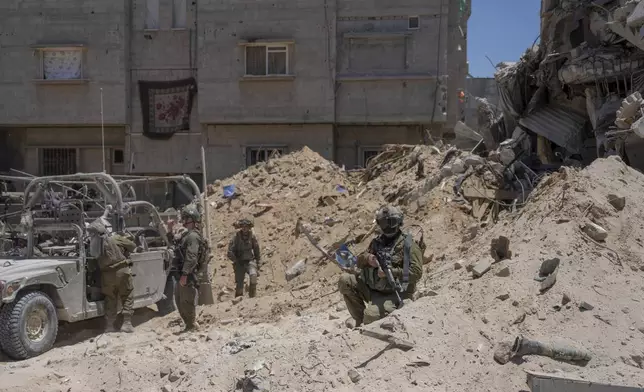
[0,172,211,360]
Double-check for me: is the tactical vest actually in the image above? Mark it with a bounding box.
[234,232,256,261]
[363,233,414,294]
[177,230,210,273]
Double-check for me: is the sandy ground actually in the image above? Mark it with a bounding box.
[1,150,644,392]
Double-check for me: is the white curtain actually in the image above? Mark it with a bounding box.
[43,50,82,80]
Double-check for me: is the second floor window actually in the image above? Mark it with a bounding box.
[245,45,288,76]
[42,49,83,80]
[173,0,186,28]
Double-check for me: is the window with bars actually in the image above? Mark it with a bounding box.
[246,147,285,167]
[361,149,382,168]
[41,148,77,176]
[245,45,289,76]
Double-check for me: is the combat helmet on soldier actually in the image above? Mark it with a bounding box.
[236,217,254,230]
[375,205,403,238]
[180,204,201,224]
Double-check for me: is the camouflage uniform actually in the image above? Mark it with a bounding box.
[338,206,423,326]
[227,218,261,298]
[173,205,208,330]
[88,221,137,333]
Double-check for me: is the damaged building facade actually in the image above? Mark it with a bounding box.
[0,0,470,187]
[480,0,644,171]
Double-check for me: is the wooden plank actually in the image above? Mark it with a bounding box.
[525,370,644,392]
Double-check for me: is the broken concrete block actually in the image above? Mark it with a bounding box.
[463,154,484,167]
[285,259,307,281]
[232,297,243,305]
[299,190,311,198]
[607,194,626,211]
[472,260,492,278]
[490,236,511,262]
[512,312,526,325]
[160,367,172,378]
[582,222,608,242]
[451,158,466,174]
[454,260,464,270]
[462,224,479,242]
[562,293,571,306]
[493,340,514,365]
[537,311,546,320]
[579,301,594,311]
[496,293,510,301]
[495,266,510,277]
[348,368,362,383]
[440,165,453,178]
[161,385,173,392]
[422,248,434,265]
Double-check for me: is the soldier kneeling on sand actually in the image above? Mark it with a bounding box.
[227,218,261,299]
[338,205,423,327]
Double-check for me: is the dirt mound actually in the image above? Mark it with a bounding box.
[5,152,644,392]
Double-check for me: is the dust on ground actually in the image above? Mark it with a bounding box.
[1,149,644,392]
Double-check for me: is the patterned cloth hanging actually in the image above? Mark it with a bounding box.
[138,77,197,139]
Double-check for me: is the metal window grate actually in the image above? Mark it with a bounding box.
[362,150,381,167]
[41,148,77,176]
[247,147,284,166]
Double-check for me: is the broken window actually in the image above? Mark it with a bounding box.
[113,149,124,165]
[41,49,83,80]
[172,0,187,29]
[362,149,382,167]
[41,148,77,176]
[408,16,420,29]
[145,0,159,29]
[245,45,289,76]
[246,147,285,167]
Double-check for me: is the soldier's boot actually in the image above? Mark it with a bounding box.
[234,286,244,298]
[248,284,257,298]
[104,317,117,333]
[185,321,200,332]
[121,315,134,333]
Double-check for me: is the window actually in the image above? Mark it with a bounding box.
[40,48,83,80]
[360,148,383,167]
[41,148,77,176]
[246,147,285,167]
[245,45,288,76]
[172,0,186,29]
[145,0,159,30]
[408,16,420,30]
[113,149,124,165]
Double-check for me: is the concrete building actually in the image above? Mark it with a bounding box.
[0,0,471,189]
[464,77,500,131]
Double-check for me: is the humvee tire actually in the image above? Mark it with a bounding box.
[157,275,176,316]
[0,291,59,360]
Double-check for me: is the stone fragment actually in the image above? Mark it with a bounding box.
[463,154,485,167]
[562,293,571,306]
[607,194,626,211]
[329,314,339,320]
[168,374,180,382]
[493,340,514,365]
[496,293,510,301]
[161,385,172,392]
[582,222,608,242]
[232,297,243,305]
[160,367,172,378]
[348,368,362,383]
[579,301,594,311]
[537,311,546,320]
[490,236,511,262]
[472,260,492,278]
[454,260,464,270]
[451,159,466,174]
[495,266,510,277]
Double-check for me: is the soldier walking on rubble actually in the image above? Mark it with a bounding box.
[87,219,137,333]
[338,205,423,327]
[227,217,261,299]
[167,205,208,332]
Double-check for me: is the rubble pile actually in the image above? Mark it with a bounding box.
[4,154,644,391]
[473,0,644,175]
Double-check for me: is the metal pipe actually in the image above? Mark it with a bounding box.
[125,200,168,239]
[23,173,124,213]
[511,335,592,362]
[201,146,211,242]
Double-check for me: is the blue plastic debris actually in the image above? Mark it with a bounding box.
[335,184,347,193]
[223,184,236,198]
[334,243,357,269]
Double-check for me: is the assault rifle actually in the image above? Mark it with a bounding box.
[374,250,405,309]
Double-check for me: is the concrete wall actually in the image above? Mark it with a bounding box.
[464,77,500,130]
[205,124,333,180]
[0,1,128,125]
[197,0,336,124]
[335,0,448,124]
[128,0,202,174]
[335,125,424,168]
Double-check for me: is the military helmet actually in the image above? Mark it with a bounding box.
[180,204,201,223]
[87,219,108,235]
[375,205,403,236]
[237,217,254,228]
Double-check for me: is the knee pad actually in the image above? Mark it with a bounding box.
[249,273,258,284]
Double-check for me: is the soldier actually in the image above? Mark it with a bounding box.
[167,204,207,332]
[87,219,137,333]
[227,218,261,298]
[338,205,423,327]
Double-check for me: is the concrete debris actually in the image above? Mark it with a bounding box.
[607,194,626,211]
[582,222,608,242]
[495,266,510,277]
[348,368,362,383]
[562,293,571,306]
[490,236,511,262]
[161,385,173,392]
[579,301,595,311]
[472,260,492,278]
[236,360,270,392]
[496,293,510,301]
[285,259,307,281]
[535,258,560,292]
[224,340,256,355]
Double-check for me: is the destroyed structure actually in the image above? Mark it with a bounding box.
[473,0,644,173]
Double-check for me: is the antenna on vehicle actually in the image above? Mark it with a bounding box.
[100,87,106,173]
